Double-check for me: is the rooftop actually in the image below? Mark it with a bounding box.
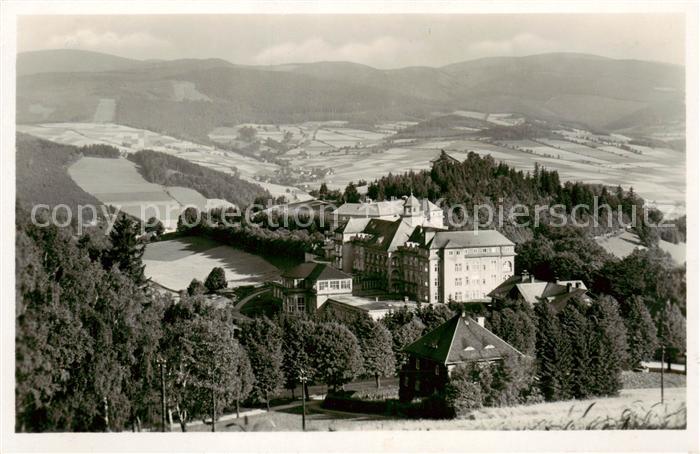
[326,294,420,312]
[404,313,523,365]
[429,230,514,249]
[281,262,352,281]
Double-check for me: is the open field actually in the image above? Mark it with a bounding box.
[596,230,686,265]
[143,237,281,291]
[68,156,230,229]
[187,387,685,432]
[19,117,685,214]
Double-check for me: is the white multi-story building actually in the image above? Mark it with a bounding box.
[332,200,515,304]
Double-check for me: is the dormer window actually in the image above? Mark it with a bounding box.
[464,346,475,351]
[484,345,495,349]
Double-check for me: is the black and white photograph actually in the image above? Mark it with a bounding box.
[0,1,697,453]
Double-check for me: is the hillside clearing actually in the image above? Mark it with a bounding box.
[143,237,281,291]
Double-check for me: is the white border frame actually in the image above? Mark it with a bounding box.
[1,1,697,453]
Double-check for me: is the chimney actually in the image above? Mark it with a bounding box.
[575,282,581,289]
[476,316,485,327]
[529,274,535,283]
[554,275,560,284]
[461,310,467,318]
[521,270,529,283]
[404,296,409,302]
[566,283,572,293]
[375,297,379,302]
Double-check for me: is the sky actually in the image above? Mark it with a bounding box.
[17,14,685,68]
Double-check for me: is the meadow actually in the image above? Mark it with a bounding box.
[68,156,233,229]
[143,237,281,291]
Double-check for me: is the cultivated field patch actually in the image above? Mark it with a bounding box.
[143,237,281,290]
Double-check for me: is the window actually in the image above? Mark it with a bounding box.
[448,251,453,256]
[435,365,440,376]
[318,281,328,291]
[455,278,462,286]
[414,379,421,391]
[455,263,462,272]
[341,280,351,290]
[482,279,487,284]
[330,280,340,290]
[455,292,462,301]
[483,264,487,270]
[296,297,305,312]
[415,358,420,370]
[455,251,460,255]
[465,264,469,271]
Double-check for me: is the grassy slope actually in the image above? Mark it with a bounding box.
[15,133,102,216]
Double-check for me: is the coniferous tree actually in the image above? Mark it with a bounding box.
[625,296,658,368]
[187,279,206,296]
[204,267,227,293]
[534,302,572,401]
[343,182,361,203]
[559,301,593,398]
[102,214,146,284]
[592,295,629,368]
[656,301,686,368]
[487,299,537,355]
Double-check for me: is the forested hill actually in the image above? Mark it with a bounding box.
[126,149,270,208]
[16,133,103,220]
[366,151,655,242]
[18,50,683,140]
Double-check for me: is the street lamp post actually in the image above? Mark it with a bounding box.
[299,369,308,431]
[156,356,167,432]
[660,344,665,403]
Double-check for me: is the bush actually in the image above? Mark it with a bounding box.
[204,267,227,292]
[443,376,483,418]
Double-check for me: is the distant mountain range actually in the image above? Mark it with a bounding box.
[17,49,684,141]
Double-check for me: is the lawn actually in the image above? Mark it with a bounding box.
[143,237,281,291]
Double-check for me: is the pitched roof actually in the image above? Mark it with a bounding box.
[428,230,514,249]
[549,288,589,313]
[404,314,522,365]
[355,218,415,252]
[334,217,371,234]
[404,194,421,209]
[488,275,590,308]
[281,262,351,281]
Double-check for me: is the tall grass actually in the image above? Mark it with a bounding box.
[525,402,686,430]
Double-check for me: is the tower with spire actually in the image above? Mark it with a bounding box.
[402,190,424,227]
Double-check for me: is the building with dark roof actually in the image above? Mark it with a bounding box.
[345,219,515,304]
[399,312,523,401]
[487,271,589,311]
[317,294,420,321]
[331,194,444,229]
[271,262,353,314]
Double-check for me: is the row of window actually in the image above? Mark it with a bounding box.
[454,261,513,272]
[453,291,487,301]
[317,279,352,291]
[447,247,501,256]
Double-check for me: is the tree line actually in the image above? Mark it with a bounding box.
[127,149,270,209]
